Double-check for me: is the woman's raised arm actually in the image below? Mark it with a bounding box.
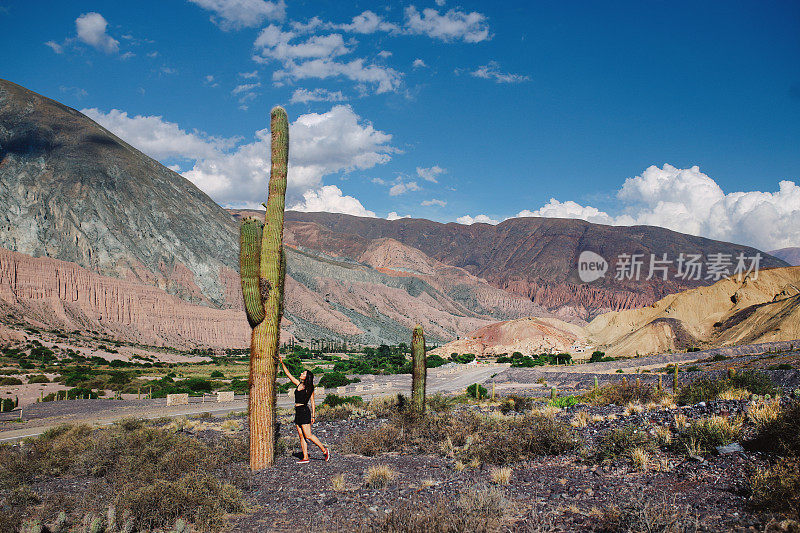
[279,354,300,385]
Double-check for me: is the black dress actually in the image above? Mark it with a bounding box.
[294,386,312,425]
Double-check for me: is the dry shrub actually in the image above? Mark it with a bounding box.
[0,421,248,531]
[598,495,698,532]
[342,410,580,465]
[717,388,751,401]
[623,402,645,415]
[382,486,506,533]
[748,401,800,456]
[584,382,667,406]
[595,426,656,464]
[499,394,535,414]
[629,447,650,471]
[673,416,741,455]
[750,457,800,519]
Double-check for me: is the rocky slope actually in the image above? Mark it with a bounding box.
[429,316,587,358]
[586,266,800,356]
[265,211,788,320]
[770,247,800,266]
[0,78,241,308]
[434,267,800,358]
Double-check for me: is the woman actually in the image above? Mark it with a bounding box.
[279,354,330,464]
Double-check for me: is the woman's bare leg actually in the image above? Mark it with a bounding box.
[301,424,327,452]
[296,425,309,459]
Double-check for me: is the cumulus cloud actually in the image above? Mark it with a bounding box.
[290,88,347,104]
[389,180,421,196]
[273,58,402,94]
[290,185,376,217]
[511,164,800,251]
[188,0,285,30]
[387,212,411,220]
[471,61,529,83]
[84,105,395,212]
[456,214,499,225]
[412,58,427,69]
[81,108,238,160]
[416,165,445,182]
[75,12,119,54]
[253,25,401,95]
[421,199,446,207]
[404,6,490,43]
[334,10,400,34]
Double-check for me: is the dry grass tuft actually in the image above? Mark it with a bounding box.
[624,402,645,415]
[570,411,590,428]
[330,473,346,492]
[747,398,781,429]
[629,447,650,471]
[489,466,512,485]
[717,388,751,401]
[365,464,397,488]
[654,425,672,446]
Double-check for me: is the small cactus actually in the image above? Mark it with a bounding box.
[52,512,69,533]
[727,367,736,379]
[550,387,557,400]
[622,376,628,386]
[106,505,117,532]
[173,518,190,533]
[411,325,427,413]
[89,516,103,533]
[593,376,599,390]
[635,377,641,387]
[657,375,663,391]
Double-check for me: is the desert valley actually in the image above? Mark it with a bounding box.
[1,2,800,530]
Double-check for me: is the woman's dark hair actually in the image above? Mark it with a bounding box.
[303,370,314,395]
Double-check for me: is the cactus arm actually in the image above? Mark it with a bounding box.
[240,218,265,327]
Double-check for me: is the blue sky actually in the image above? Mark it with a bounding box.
[1,0,799,250]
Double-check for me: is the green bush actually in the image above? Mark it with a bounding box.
[318,371,352,389]
[323,394,363,407]
[677,370,776,404]
[673,416,740,455]
[0,377,23,386]
[466,383,488,399]
[209,370,224,378]
[499,394,534,414]
[26,375,50,384]
[549,395,579,408]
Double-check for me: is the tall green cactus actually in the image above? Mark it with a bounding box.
[411,325,426,413]
[242,106,289,471]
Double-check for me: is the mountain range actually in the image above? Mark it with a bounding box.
[0,78,792,347]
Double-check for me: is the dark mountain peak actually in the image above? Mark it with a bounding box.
[0,78,240,308]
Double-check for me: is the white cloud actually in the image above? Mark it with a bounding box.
[421,199,446,207]
[416,165,445,182]
[204,75,219,87]
[290,185,376,217]
[511,164,800,251]
[471,61,529,83]
[232,82,260,94]
[147,51,159,58]
[335,10,400,34]
[254,25,350,61]
[86,105,394,211]
[44,41,63,54]
[412,58,427,69]
[378,50,392,58]
[371,177,387,185]
[290,88,346,104]
[404,6,490,43]
[239,70,259,79]
[435,0,446,5]
[389,180,421,196]
[274,58,402,94]
[81,107,238,160]
[188,0,285,30]
[515,199,619,225]
[387,211,411,220]
[75,12,119,54]
[456,214,499,225]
